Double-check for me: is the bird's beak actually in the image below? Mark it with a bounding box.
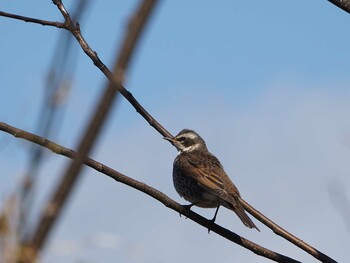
[163,136,175,143]
[163,136,178,147]
[164,136,182,152]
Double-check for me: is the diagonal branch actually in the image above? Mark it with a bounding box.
[327,0,350,14]
[242,200,337,263]
[51,0,171,138]
[1,2,171,138]
[0,122,302,263]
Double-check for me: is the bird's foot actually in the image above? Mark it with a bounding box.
[207,206,220,234]
[180,204,194,219]
[207,218,216,234]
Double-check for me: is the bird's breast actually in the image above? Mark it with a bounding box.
[172,155,219,208]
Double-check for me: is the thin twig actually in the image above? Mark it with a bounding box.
[0,11,66,28]
[0,122,302,263]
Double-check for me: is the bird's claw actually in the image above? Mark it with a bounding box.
[207,206,219,233]
[179,204,193,219]
[207,218,216,234]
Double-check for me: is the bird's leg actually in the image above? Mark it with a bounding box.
[212,206,220,223]
[180,203,195,218]
[208,206,220,233]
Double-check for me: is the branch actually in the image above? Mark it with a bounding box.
[51,0,171,138]
[242,200,337,263]
[1,2,171,138]
[0,11,66,28]
[0,122,302,263]
[328,0,350,14]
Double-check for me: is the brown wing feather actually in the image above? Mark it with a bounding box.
[183,151,259,230]
[183,152,223,186]
[183,151,239,203]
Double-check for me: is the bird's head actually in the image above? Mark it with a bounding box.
[164,129,208,153]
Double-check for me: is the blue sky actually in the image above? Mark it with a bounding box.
[1,1,350,262]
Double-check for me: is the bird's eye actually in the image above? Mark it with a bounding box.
[177,137,186,142]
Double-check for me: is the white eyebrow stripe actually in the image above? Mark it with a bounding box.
[179,132,197,140]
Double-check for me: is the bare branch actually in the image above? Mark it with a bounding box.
[51,0,172,138]
[242,200,337,263]
[0,122,302,263]
[328,0,350,14]
[0,11,65,28]
[2,2,171,136]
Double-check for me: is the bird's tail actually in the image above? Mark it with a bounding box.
[227,201,260,231]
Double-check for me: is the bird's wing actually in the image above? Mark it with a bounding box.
[183,152,235,199]
[183,152,259,230]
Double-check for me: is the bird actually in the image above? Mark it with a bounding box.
[164,129,259,231]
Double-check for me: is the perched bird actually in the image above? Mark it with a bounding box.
[164,129,259,231]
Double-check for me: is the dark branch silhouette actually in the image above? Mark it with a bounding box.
[328,0,350,14]
[0,10,65,28]
[0,122,302,263]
